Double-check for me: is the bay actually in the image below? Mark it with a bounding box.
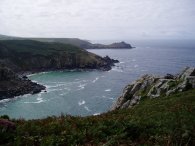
[0,40,195,119]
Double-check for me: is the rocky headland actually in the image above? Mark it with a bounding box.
[81,41,133,49]
[0,64,45,100]
[0,40,119,99]
[0,40,119,72]
[111,67,195,110]
[0,34,133,49]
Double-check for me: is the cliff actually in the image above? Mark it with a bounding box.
[111,67,195,110]
[0,64,45,100]
[0,40,118,99]
[0,40,118,73]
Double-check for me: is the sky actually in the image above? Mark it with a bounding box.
[0,0,195,40]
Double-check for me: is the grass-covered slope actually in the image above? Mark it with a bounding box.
[1,89,194,145]
[0,40,114,72]
[0,34,133,49]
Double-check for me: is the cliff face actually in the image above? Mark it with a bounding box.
[111,67,195,110]
[0,40,119,99]
[0,40,118,73]
[0,65,45,100]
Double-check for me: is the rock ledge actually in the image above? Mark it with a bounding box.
[111,67,195,110]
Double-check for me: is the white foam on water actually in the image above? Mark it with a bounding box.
[78,100,86,106]
[109,98,114,100]
[47,88,63,93]
[111,68,124,72]
[46,84,66,89]
[132,59,136,62]
[0,98,11,103]
[24,98,45,104]
[134,65,139,68]
[27,71,49,77]
[77,83,87,90]
[84,106,91,111]
[93,113,100,116]
[105,89,111,92]
[92,77,99,83]
[119,61,125,64]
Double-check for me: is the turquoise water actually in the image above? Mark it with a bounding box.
[0,41,195,119]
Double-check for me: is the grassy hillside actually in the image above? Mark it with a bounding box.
[0,34,132,49]
[0,40,85,56]
[1,89,194,145]
[0,40,113,72]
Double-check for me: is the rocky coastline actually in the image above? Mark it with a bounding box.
[0,40,119,100]
[111,67,195,110]
[0,65,45,100]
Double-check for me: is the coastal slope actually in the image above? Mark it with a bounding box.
[0,34,133,49]
[0,40,118,73]
[1,79,195,145]
[0,40,118,99]
[111,67,195,110]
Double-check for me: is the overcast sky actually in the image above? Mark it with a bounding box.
[0,0,194,40]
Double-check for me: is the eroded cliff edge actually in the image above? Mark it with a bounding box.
[0,64,45,100]
[0,40,119,99]
[111,67,195,110]
[0,40,119,73]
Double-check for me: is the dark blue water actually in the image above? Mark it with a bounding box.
[0,40,194,119]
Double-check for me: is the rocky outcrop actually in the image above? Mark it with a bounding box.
[83,41,133,49]
[0,65,45,100]
[0,40,120,100]
[111,67,195,110]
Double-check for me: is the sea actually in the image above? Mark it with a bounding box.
[0,39,195,119]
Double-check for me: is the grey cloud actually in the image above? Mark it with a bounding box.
[0,0,194,40]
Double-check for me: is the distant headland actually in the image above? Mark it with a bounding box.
[0,34,133,49]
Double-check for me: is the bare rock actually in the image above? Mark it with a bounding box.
[111,67,195,110]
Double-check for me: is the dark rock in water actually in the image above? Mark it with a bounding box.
[22,75,28,80]
[0,65,45,100]
[103,56,119,66]
[111,67,195,110]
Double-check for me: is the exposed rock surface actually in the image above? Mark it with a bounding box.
[111,67,195,110]
[0,40,120,100]
[0,64,45,100]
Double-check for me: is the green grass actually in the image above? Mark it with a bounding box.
[1,89,195,146]
[0,40,86,56]
[0,40,107,72]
